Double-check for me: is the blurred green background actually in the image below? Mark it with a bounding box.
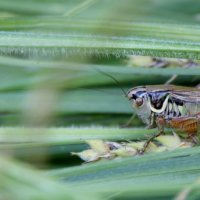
[1,0,200,200]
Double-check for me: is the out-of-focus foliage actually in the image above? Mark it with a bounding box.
[0,155,94,200]
[1,0,200,58]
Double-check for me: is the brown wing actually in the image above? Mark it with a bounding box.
[145,85,200,103]
[171,86,200,103]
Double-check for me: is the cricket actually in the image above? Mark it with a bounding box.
[73,60,200,162]
[127,84,200,153]
[73,83,200,162]
[96,64,200,154]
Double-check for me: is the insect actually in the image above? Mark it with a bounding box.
[127,85,200,153]
[95,68,200,152]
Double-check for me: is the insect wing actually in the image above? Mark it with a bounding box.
[172,89,200,103]
[170,87,200,115]
[145,85,200,103]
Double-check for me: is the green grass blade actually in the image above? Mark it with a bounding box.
[0,127,154,164]
[0,56,198,91]
[0,155,95,200]
[0,127,155,145]
[47,147,200,199]
[1,23,200,59]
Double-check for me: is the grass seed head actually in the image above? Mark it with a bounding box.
[111,146,137,157]
[86,140,110,155]
[71,150,100,162]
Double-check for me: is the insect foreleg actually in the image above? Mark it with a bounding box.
[139,130,164,154]
[146,113,156,129]
[138,116,165,154]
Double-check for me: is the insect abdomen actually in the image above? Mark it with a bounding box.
[168,117,198,136]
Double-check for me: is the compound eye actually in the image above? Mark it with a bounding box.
[135,97,143,107]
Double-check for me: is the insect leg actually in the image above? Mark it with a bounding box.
[147,113,156,129]
[121,114,136,128]
[191,136,199,144]
[164,62,198,85]
[165,74,178,85]
[138,130,164,154]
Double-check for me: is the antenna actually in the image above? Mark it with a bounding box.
[94,67,128,98]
